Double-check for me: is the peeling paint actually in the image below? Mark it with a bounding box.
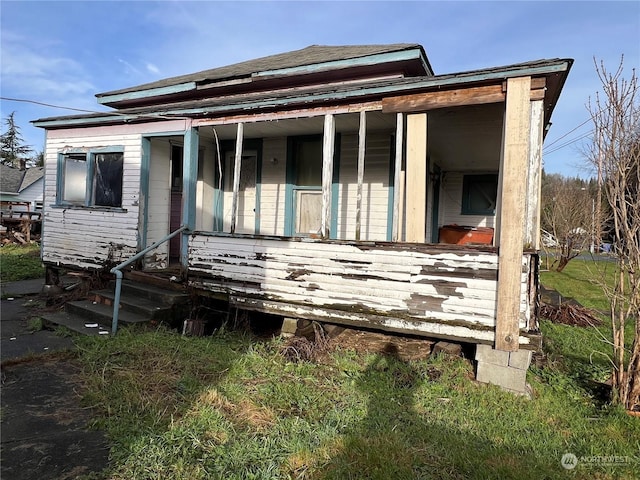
[188,234,536,346]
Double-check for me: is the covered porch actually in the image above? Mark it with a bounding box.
[161,75,545,351]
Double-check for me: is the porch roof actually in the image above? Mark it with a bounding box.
[33,57,572,130]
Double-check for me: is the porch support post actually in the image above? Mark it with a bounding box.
[321,114,335,239]
[230,122,244,234]
[405,113,427,243]
[355,111,366,240]
[181,124,199,267]
[524,100,544,249]
[495,76,531,352]
[392,113,404,242]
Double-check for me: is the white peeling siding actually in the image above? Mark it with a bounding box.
[42,131,143,269]
[337,133,391,240]
[188,235,534,345]
[197,145,215,232]
[259,137,287,235]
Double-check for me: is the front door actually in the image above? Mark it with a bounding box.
[286,136,323,236]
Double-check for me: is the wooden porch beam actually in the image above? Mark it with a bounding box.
[495,76,532,352]
[321,114,335,239]
[355,111,366,240]
[392,113,403,242]
[405,113,427,242]
[193,101,382,128]
[381,77,546,113]
[230,122,244,234]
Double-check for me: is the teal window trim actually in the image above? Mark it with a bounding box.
[55,152,65,204]
[56,146,124,208]
[461,173,498,216]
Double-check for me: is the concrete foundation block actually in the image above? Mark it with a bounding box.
[281,317,298,337]
[475,344,509,367]
[476,361,528,394]
[508,349,533,370]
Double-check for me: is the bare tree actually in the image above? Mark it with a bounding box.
[540,172,592,272]
[586,58,640,412]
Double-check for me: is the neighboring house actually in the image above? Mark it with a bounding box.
[0,163,44,212]
[33,44,572,391]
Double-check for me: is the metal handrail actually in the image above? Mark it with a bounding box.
[109,224,188,335]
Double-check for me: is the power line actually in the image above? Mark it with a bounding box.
[0,96,117,115]
[0,96,191,122]
[544,131,593,155]
[544,116,593,148]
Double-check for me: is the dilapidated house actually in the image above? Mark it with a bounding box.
[34,44,572,392]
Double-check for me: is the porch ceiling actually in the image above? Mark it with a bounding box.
[198,103,504,172]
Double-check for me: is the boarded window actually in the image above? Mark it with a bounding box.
[462,174,498,216]
[295,190,322,235]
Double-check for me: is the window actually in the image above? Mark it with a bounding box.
[461,174,498,215]
[58,150,124,208]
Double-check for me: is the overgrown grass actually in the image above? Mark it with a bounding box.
[0,243,44,282]
[540,257,620,312]
[75,321,640,480]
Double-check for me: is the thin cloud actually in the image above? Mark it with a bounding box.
[1,32,95,100]
[118,58,141,76]
[146,63,160,75]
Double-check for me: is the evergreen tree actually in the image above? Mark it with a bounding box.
[1,111,32,168]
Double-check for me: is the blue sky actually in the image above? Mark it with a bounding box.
[1,1,638,177]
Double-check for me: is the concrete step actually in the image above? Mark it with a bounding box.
[108,280,190,306]
[44,277,192,336]
[90,289,178,322]
[66,300,150,326]
[41,311,111,336]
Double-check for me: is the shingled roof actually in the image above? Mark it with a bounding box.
[0,164,44,194]
[97,44,427,98]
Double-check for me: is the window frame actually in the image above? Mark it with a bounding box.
[55,146,126,211]
[461,173,498,216]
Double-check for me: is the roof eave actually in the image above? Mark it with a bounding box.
[33,59,572,129]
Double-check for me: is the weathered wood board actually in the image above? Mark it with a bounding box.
[188,234,537,347]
